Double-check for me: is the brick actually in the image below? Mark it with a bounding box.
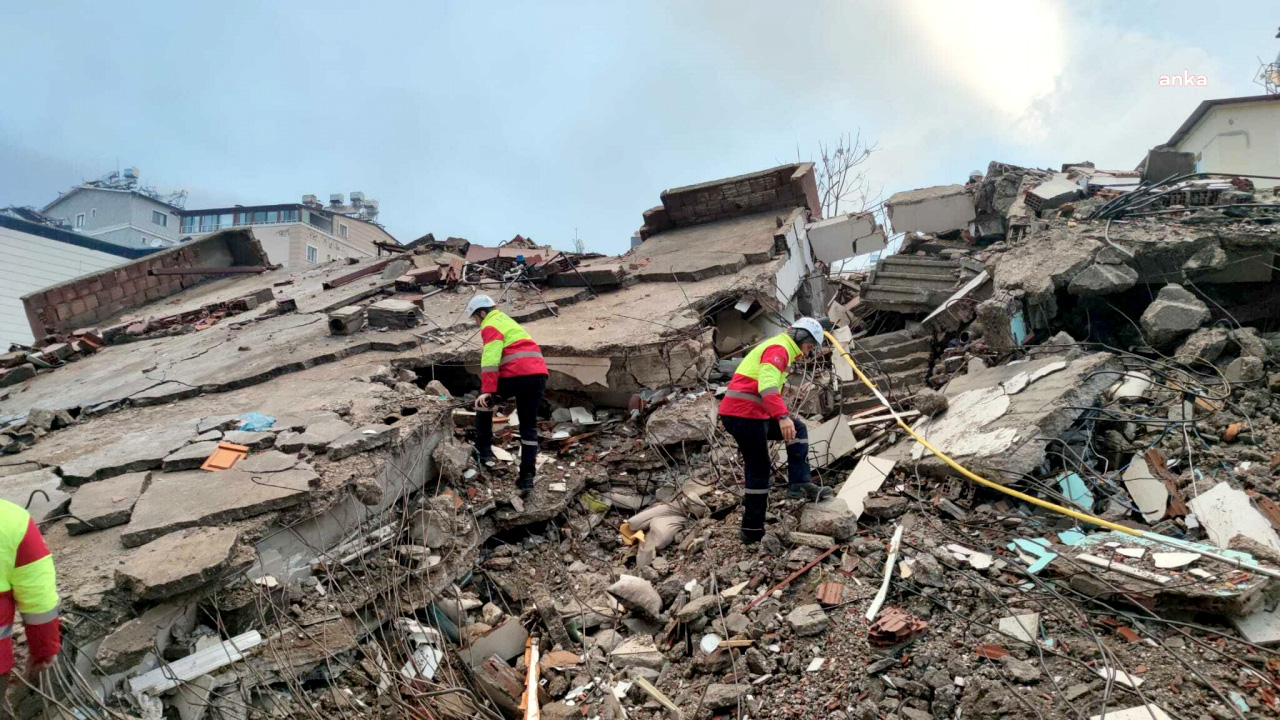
[88,280,104,293]
[84,294,99,310]
[145,288,161,301]
[122,281,136,295]
[70,299,86,316]
[55,303,71,320]
[46,287,63,304]
[101,274,118,288]
[96,290,111,306]
[109,286,125,301]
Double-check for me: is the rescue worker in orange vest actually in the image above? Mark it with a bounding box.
[719,317,832,544]
[470,295,549,497]
[0,498,61,706]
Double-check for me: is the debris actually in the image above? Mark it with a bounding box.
[745,545,838,612]
[1188,481,1280,555]
[129,631,263,695]
[1152,551,1201,569]
[1139,284,1210,348]
[789,531,836,549]
[787,604,829,637]
[806,657,826,672]
[115,526,240,600]
[868,607,928,647]
[1088,706,1172,720]
[835,455,896,519]
[236,412,276,432]
[702,683,749,710]
[1077,554,1171,585]
[815,582,844,606]
[997,613,1040,643]
[631,676,683,719]
[797,498,856,540]
[1095,666,1145,689]
[1122,456,1168,523]
[865,524,904,621]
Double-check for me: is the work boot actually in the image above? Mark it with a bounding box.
[786,483,832,501]
[516,475,535,499]
[472,448,495,468]
[740,527,764,545]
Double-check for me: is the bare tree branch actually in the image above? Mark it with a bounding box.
[807,130,880,218]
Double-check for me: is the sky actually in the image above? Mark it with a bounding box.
[0,1,1274,256]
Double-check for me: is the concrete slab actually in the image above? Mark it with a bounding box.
[836,455,896,519]
[271,410,341,432]
[886,185,976,235]
[66,471,150,534]
[882,353,1118,482]
[0,468,68,523]
[115,526,240,600]
[1188,482,1280,556]
[220,431,275,450]
[122,466,316,548]
[58,422,196,485]
[628,211,781,282]
[808,213,878,264]
[161,441,222,472]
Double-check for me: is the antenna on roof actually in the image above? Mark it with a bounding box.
[1255,29,1280,94]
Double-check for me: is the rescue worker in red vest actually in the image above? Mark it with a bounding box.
[719,317,833,544]
[470,295,549,496]
[0,498,61,705]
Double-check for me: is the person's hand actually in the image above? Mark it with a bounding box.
[474,393,493,411]
[779,417,796,444]
[26,655,54,679]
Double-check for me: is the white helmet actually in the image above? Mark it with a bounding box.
[790,317,825,347]
[467,294,496,316]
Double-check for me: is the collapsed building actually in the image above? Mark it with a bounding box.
[1,156,1280,720]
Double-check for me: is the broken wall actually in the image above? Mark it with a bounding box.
[640,163,820,237]
[20,229,270,342]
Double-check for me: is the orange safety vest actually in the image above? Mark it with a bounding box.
[718,333,800,420]
[480,310,548,394]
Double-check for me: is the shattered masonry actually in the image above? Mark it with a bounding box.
[1,156,1280,720]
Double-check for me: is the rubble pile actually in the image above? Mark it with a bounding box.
[3,159,1280,719]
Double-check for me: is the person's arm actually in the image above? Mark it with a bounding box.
[11,518,59,675]
[756,345,792,419]
[479,324,505,395]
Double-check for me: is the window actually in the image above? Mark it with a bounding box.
[252,211,267,224]
[282,209,299,222]
[306,245,318,263]
[152,210,168,227]
[90,208,96,218]
[181,216,195,233]
[339,222,349,238]
[75,213,85,228]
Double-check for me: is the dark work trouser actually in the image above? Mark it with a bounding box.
[475,374,546,485]
[720,414,811,533]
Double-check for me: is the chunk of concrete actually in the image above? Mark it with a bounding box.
[172,674,217,720]
[1139,284,1210,349]
[327,424,394,460]
[1182,242,1228,274]
[0,468,69,523]
[998,612,1040,643]
[1230,327,1270,360]
[115,526,240,600]
[789,531,837,549]
[195,415,240,434]
[94,602,197,673]
[161,441,223,472]
[1174,327,1228,365]
[886,185,976,235]
[26,408,73,432]
[862,495,909,520]
[458,617,528,667]
[1068,263,1137,297]
[703,683,749,710]
[276,418,354,453]
[913,388,949,418]
[1188,481,1280,556]
[674,594,719,622]
[1225,356,1264,384]
[786,603,829,636]
[66,471,150,534]
[122,467,315,548]
[233,450,299,473]
[644,393,717,446]
[610,636,665,671]
[798,498,855,541]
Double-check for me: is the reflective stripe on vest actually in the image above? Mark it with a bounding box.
[500,351,543,365]
[724,390,765,405]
